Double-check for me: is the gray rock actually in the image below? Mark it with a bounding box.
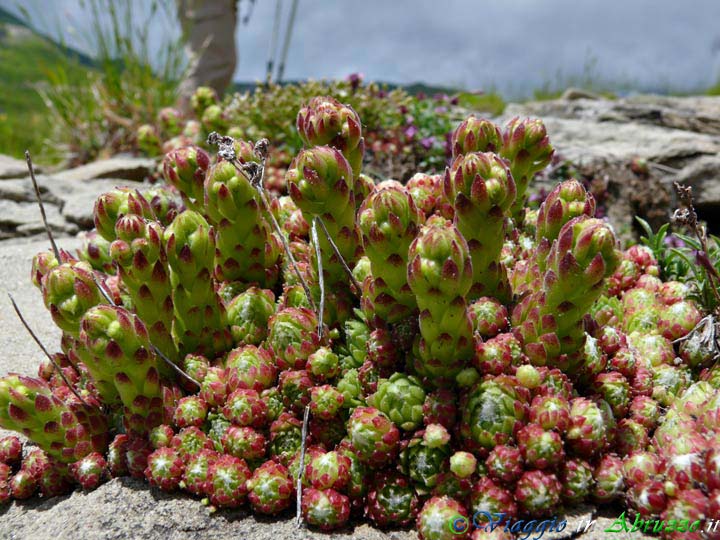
[0,174,142,238]
[53,156,156,182]
[0,199,76,239]
[503,94,720,236]
[674,154,720,208]
[54,177,142,228]
[505,95,720,136]
[0,153,36,179]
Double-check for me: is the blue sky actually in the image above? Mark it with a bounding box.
[4,0,720,97]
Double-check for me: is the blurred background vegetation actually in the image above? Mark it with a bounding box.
[0,0,718,166]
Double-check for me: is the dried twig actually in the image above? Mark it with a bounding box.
[25,151,60,261]
[8,294,95,409]
[672,182,720,310]
[207,132,317,311]
[315,217,362,294]
[310,217,325,339]
[295,404,310,528]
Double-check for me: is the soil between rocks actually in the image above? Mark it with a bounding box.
[0,237,655,540]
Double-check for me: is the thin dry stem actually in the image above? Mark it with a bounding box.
[311,218,325,339]
[8,294,95,409]
[25,150,60,261]
[316,216,362,294]
[673,182,720,311]
[208,132,316,311]
[295,404,310,528]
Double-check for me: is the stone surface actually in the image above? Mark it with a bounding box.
[0,238,656,540]
[0,174,146,239]
[53,155,156,182]
[501,94,720,237]
[0,153,37,179]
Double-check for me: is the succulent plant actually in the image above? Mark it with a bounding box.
[181,448,218,496]
[366,471,419,527]
[222,426,267,461]
[226,287,276,346]
[70,452,107,490]
[7,93,720,533]
[460,375,528,454]
[560,459,594,503]
[368,372,425,430]
[443,152,516,301]
[485,444,523,484]
[0,374,107,463]
[400,427,451,492]
[346,406,400,467]
[204,159,281,286]
[225,345,277,392]
[267,307,321,371]
[145,447,184,491]
[206,454,251,508]
[513,216,620,370]
[164,210,232,357]
[247,460,294,515]
[408,216,475,384]
[565,397,615,458]
[514,470,562,517]
[358,180,423,324]
[417,495,470,540]
[593,453,625,503]
[0,435,22,466]
[517,423,564,470]
[301,487,351,530]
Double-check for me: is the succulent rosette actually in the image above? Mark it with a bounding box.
[514,470,562,517]
[225,287,275,346]
[500,117,554,218]
[400,427,451,492]
[417,495,471,540]
[246,460,294,515]
[0,435,22,466]
[443,152,516,301]
[368,372,426,431]
[565,397,615,458]
[346,406,400,467]
[110,214,177,363]
[296,96,364,177]
[225,345,277,392]
[513,216,620,370]
[407,173,443,217]
[222,426,267,461]
[206,454,251,508]
[517,423,564,470]
[93,187,155,242]
[301,487,351,531]
[408,216,475,384]
[286,145,359,292]
[358,180,423,323]
[79,305,163,435]
[162,145,210,211]
[593,453,625,503]
[42,262,107,337]
[204,159,281,286]
[451,116,502,158]
[164,210,232,357]
[460,376,528,454]
[365,471,419,527]
[266,307,321,371]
